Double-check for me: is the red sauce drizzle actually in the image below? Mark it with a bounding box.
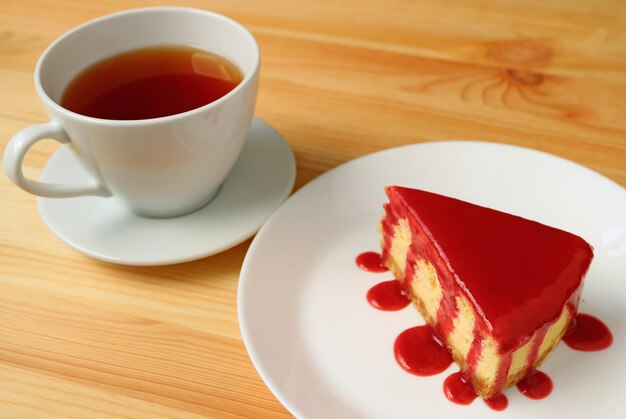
[527,323,550,363]
[563,313,613,351]
[484,393,508,411]
[463,336,481,369]
[516,370,552,399]
[443,372,476,405]
[519,322,550,381]
[356,252,388,273]
[394,325,452,376]
[366,280,410,311]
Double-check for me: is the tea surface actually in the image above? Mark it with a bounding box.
[61,45,242,120]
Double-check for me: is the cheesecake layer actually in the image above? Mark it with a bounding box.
[381,186,593,398]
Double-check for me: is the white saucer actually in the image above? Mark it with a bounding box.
[38,118,296,266]
[239,141,626,418]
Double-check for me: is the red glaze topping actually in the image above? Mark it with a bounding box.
[443,372,477,405]
[563,313,613,351]
[516,370,552,399]
[366,280,410,311]
[356,251,388,273]
[384,186,594,353]
[394,325,452,376]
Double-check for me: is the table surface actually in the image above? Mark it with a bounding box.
[1,0,625,417]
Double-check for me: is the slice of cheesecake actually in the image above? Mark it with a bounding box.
[380,186,593,399]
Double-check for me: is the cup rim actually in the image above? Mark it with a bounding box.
[34,6,260,126]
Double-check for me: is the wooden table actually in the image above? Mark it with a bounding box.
[1,0,624,417]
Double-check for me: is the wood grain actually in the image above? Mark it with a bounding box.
[1,0,625,417]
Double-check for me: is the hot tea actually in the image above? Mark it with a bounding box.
[61,45,242,120]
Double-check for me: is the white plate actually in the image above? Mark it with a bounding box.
[38,118,296,265]
[238,141,626,418]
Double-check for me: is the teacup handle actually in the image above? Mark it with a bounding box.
[3,122,111,198]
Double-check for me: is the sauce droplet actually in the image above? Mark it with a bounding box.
[443,372,477,405]
[563,313,613,351]
[367,280,410,311]
[484,393,508,411]
[356,251,388,272]
[394,325,452,376]
[516,370,552,399]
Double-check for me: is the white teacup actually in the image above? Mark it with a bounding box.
[3,7,259,218]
